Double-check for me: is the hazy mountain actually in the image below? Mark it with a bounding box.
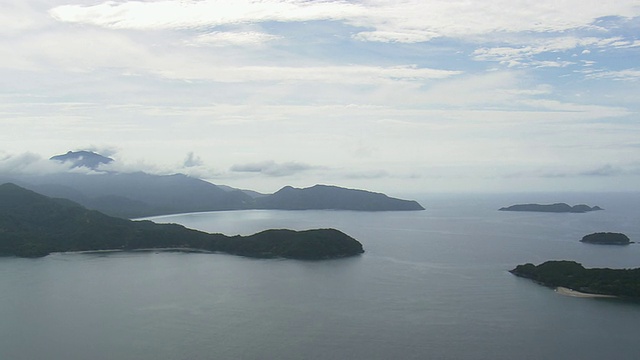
[0,183,364,260]
[255,184,425,211]
[14,172,254,218]
[2,151,425,218]
[50,150,114,169]
[217,184,268,198]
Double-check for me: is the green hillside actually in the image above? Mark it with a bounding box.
[0,183,364,259]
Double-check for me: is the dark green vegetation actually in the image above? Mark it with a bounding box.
[0,183,364,259]
[581,232,631,245]
[510,261,640,298]
[499,203,602,213]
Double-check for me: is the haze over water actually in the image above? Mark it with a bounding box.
[2,193,640,360]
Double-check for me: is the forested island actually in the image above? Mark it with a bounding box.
[581,232,632,245]
[499,203,602,213]
[510,261,640,299]
[0,183,364,260]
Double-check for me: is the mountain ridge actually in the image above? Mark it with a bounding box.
[3,151,425,218]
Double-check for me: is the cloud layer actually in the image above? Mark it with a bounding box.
[50,1,640,44]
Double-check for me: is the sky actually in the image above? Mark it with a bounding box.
[1,0,640,195]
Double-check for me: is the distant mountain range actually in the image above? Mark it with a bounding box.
[1,151,424,218]
[0,183,364,259]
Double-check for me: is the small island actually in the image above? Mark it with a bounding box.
[581,232,632,245]
[499,203,603,213]
[510,260,640,299]
[0,183,364,260]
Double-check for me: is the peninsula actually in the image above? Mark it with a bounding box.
[580,232,632,245]
[0,183,364,260]
[0,150,426,218]
[510,260,640,299]
[499,203,602,213]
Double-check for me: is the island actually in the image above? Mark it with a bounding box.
[580,232,632,245]
[499,203,603,213]
[253,184,425,211]
[510,260,640,299]
[0,183,364,260]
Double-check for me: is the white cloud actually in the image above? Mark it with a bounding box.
[2,0,639,194]
[584,69,640,81]
[472,37,626,66]
[0,25,459,84]
[156,64,462,83]
[230,160,319,177]
[49,1,640,43]
[49,0,361,30]
[186,31,282,47]
[0,1,56,35]
[0,152,76,176]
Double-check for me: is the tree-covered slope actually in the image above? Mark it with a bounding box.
[0,183,364,259]
[510,260,640,298]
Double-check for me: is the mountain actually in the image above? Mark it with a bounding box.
[254,184,425,211]
[3,151,425,218]
[12,172,254,218]
[499,203,603,213]
[0,183,364,259]
[50,150,114,169]
[217,184,267,198]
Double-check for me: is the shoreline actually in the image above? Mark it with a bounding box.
[58,248,216,255]
[555,287,616,298]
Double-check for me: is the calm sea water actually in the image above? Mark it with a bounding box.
[2,193,640,360]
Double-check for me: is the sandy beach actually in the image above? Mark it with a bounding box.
[555,287,616,298]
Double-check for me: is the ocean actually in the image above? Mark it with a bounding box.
[2,192,640,359]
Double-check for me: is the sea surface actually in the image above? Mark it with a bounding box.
[2,192,640,360]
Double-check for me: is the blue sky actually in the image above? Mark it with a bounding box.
[1,0,639,194]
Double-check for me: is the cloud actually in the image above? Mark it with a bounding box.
[583,69,640,81]
[342,169,390,179]
[506,162,640,179]
[154,64,462,84]
[84,145,119,157]
[0,152,77,176]
[185,31,282,47]
[49,0,361,30]
[49,1,640,44]
[472,37,625,67]
[230,160,318,177]
[579,164,624,176]
[0,2,56,35]
[183,152,203,168]
[0,26,459,84]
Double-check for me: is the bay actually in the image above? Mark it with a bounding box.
[2,193,640,359]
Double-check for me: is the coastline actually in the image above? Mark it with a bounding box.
[555,287,616,299]
[54,248,217,256]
